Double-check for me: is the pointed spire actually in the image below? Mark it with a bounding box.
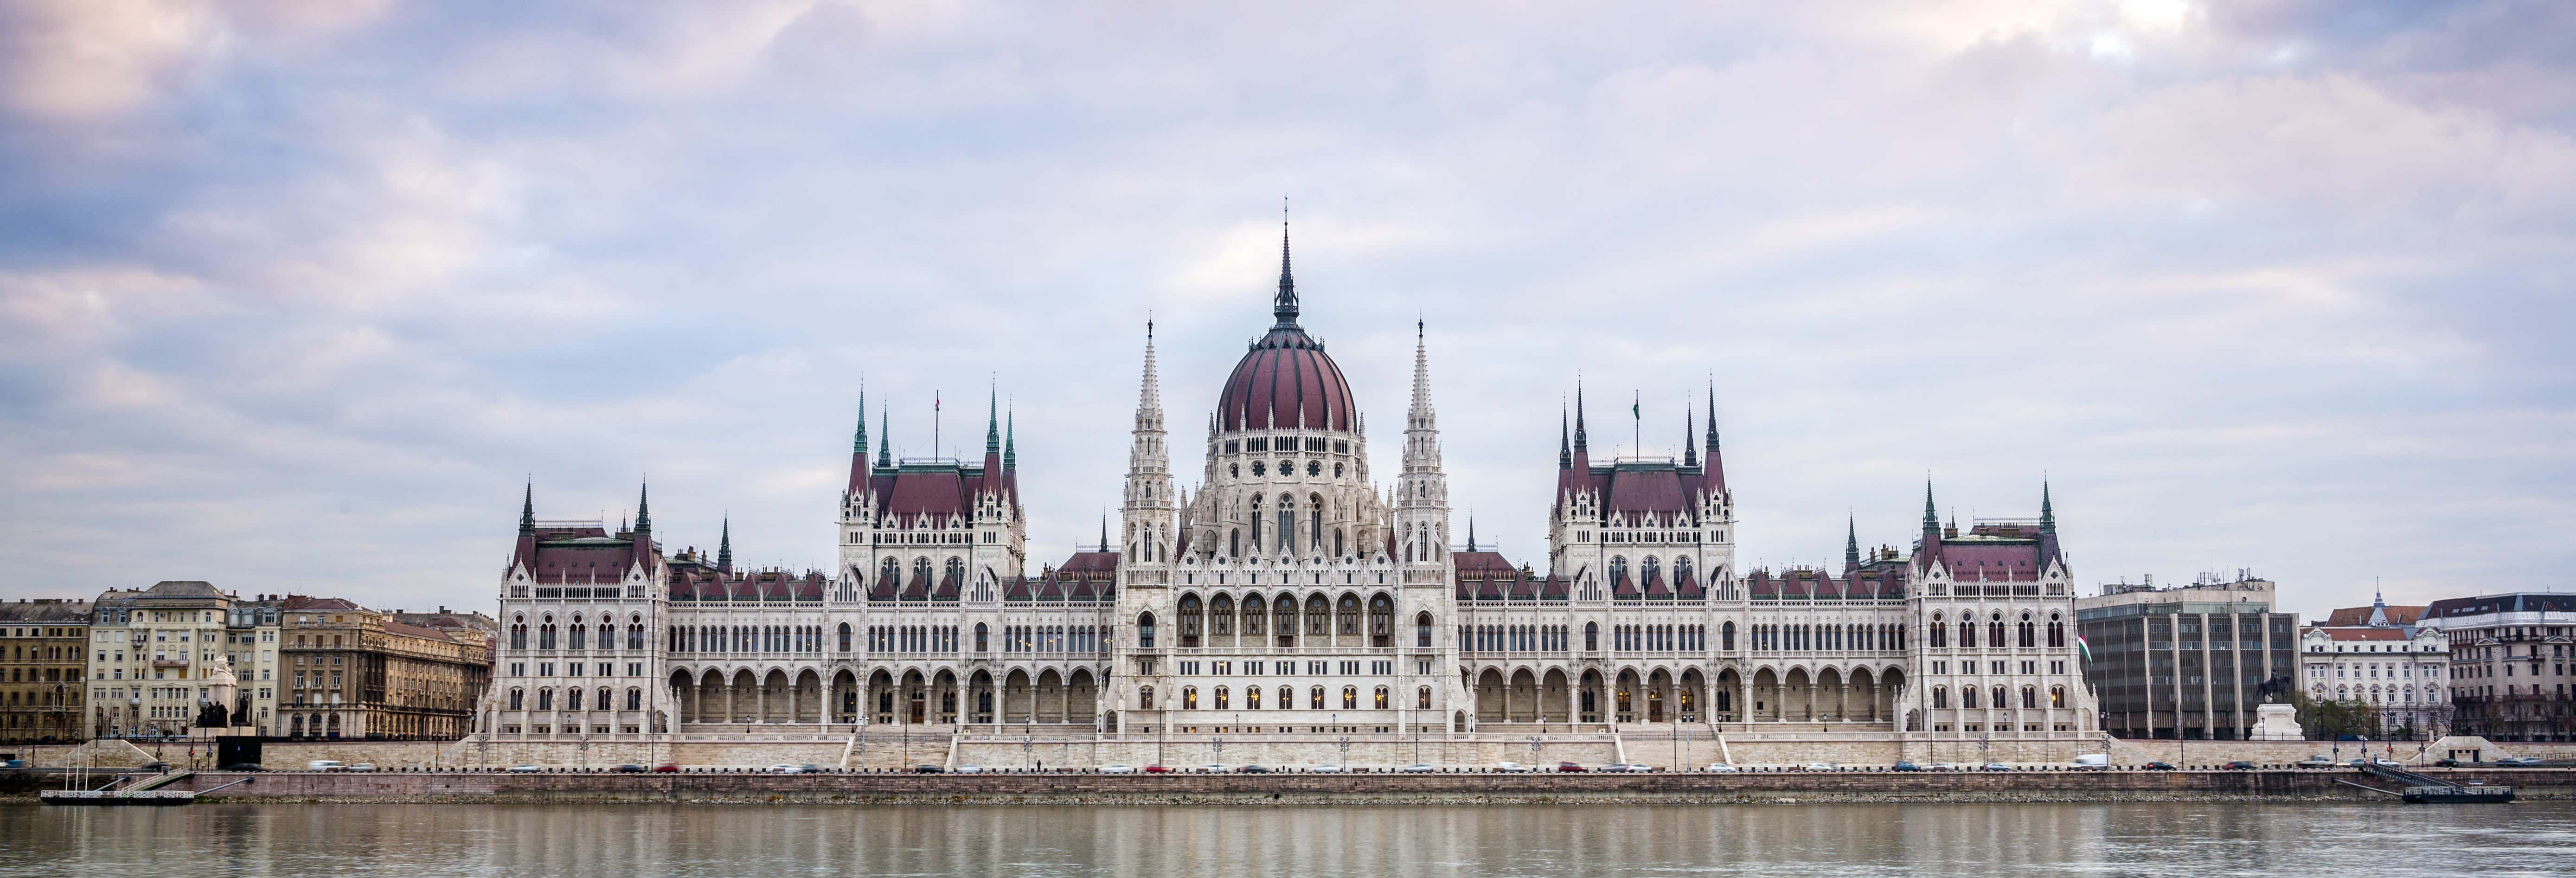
[1465,514,1477,553]
[985,379,1001,457]
[1845,515,1861,571]
[1684,404,1698,468]
[1408,318,1433,424]
[875,404,891,468]
[855,383,869,454]
[1004,404,1016,470]
[1099,513,1111,555]
[1558,403,1572,469]
[519,479,535,533]
[1137,320,1163,426]
[2039,479,2056,534]
[1274,200,1300,327]
[1705,382,1721,456]
[1573,382,1589,454]
[717,515,733,573]
[633,479,652,535]
[1922,479,1939,533]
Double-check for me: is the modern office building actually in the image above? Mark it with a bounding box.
[2076,574,2299,739]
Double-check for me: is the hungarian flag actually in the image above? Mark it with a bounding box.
[2075,634,2094,664]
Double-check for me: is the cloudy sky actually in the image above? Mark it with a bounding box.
[3,0,2569,619]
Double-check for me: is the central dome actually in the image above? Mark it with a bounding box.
[1218,326,1357,433]
[1214,223,1358,433]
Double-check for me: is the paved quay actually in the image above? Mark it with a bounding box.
[14,767,2560,805]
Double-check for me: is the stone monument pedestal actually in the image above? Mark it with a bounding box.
[2249,703,2304,741]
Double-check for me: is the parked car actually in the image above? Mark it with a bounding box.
[1400,763,1437,773]
[2297,756,2335,767]
[1556,762,1588,773]
[305,760,343,772]
[2072,754,2109,770]
[766,764,802,774]
[1099,764,1137,774]
[2432,758,2461,768]
[0,759,28,769]
[2225,761,2258,770]
[912,765,944,774]
[1927,763,1962,771]
[1980,763,2012,772]
[505,764,545,773]
[1142,765,1171,774]
[2142,762,2177,770]
[1238,765,1272,774]
[2497,756,2544,767]
[611,763,649,773]
[795,764,828,774]
[219,763,263,772]
[1309,764,1348,773]
[1495,762,1531,772]
[346,763,378,773]
[1603,763,1653,773]
[1703,763,1738,773]
[1891,761,1922,772]
[652,764,680,773]
[1194,764,1224,774]
[138,761,172,773]
[1801,763,1836,772]
[953,764,985,774]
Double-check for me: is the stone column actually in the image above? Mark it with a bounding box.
[724,682,736,724]
[1838,684,1851,722]
[756,682,769,724]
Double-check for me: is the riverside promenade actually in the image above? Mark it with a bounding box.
[23,766,2566,805]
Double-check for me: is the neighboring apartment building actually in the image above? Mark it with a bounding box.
[89,582,236,738]
[2076,574,2300,740]
[224,596,285,735]
[2427,592,2576,743]
[278,596,490,739]
[2300,592,2450,738]
[0,599,92,743]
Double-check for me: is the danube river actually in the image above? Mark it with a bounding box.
[6,801,2569,876]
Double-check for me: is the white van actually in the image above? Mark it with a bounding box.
[306,759,344,771]
[2072,754,2109,769]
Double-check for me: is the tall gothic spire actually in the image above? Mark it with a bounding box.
[717,515,732,573]
[1704,382,1721,456]
[1922,479,1939,533]
[2039,479,2056,534]
[1137,320,1163,427]
[1466,514,1477,553]
[519,479,534,533]
[633,479,652,535]
[1408,319,1433,424]
[875,404,891,468]
[1099,513,1111,554]
[1274,202,1299,327]
[985,380,1001,457]
[1684,404,1698,468]
[1004,405,1016,470]
[1573,382,1589,454]
[1845,514,1861,571]
[854,384,868,454]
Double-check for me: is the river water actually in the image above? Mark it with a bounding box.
[5,801,2568,876]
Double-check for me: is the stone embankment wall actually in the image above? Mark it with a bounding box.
[123,767,2576,804]
[15,736,2575,772]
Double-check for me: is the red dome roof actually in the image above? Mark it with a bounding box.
[1217,326,1358,433]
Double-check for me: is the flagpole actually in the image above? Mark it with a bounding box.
[1632,391,1640,461]
[935,391,942,461]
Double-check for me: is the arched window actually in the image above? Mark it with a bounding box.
[1609,556,1628,586]
[596,687,612,711]
[1277,496,1297,556]
[539,616,557,650]
[947,556,966,587]
[2047,612,2065,648]
[1211,594,1235,636]
[912,557,932,588]
[1374,686,1389,709]
[838,623,853,653]
[1230,528,1241,558]
[1641,556,1660,585]
[1310,686,1326,710]
[1247,686,1262,709]
[1213,686,1228,710]
[537,688,555,711]
[2021,686,2038,709]
[1416,612,1434,648]
[1306,594,1330,636]
[510,616,527,650]
[1988,613,2005,649]
[627,688,643,711]
[1179,594,1204,647]
[1241,592,1265,637]
[1929,611,1946,648]
[1275,595,1297,645]
[1960,687,1975,709]
[2050,686,2066,708]
[570,616,585,651]
[1342,686,1358,709]
[1932,686,1948,709]
[2019,613,2037,648]
[1337,594,1361,637]
[880,558,900,589]
[1721,621,1736,651]
[1137,612,1156,649]
[1675,556,1692,584]
[1139,686,1154,709]
[1585,622,1599,651]
[1334,528,1346,558]
[508,688,524,710]
[1418,686,1432,709]
[1992,686,2007,710]
[629,616,645,650]
[1959,619,1975,648]
[1310,493,1324,552]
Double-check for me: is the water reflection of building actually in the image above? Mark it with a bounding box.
[483,227,2100,750]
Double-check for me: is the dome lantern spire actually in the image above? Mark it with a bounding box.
[1274,199,1299,328]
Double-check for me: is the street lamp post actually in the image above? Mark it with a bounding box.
[1022,734,1035,771]
[1338,736,1352,769]
[1212,736,1224,771]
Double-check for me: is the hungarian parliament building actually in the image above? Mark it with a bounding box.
[484,231,2099,746]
